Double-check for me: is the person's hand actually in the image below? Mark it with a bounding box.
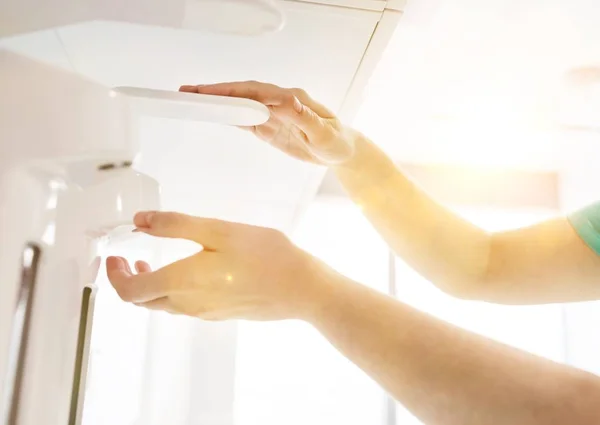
[179,81,357,165]
[106,211,336,321]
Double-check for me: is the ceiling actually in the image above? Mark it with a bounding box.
[353,0,600,170]
[4,0,599,182]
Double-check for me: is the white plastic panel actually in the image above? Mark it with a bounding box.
[0,29,72,70]
[1,0,287,38]
[55,2,379,112]
[113,87,270,127]
[295,0,386,11]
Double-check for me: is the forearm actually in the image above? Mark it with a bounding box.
[333,132,490,296]
[308,270,600,425]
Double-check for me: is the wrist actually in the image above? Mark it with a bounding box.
[332,130,398,206]
[333,127,368,166]
[296,257,354,325]
[334,129,394,174]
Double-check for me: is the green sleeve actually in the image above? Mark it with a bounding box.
[568,202,600,256]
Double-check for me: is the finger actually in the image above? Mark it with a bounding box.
[180,84,205,92]
[255,124,318,162]
[119,257,133,274]
[261,87,335,141]
[180,82,336,148]
[181,82,336,118]
[108,256,133,275]
[108,253,222,304]
[180,81,291,107]
[260,98,334,145]
[107,255,187,303]
[133,211,234,249]
[288,87,335,118]
[135,260,152,274]
[180,81,323,131]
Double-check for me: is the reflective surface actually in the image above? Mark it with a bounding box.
[1,244,41,425]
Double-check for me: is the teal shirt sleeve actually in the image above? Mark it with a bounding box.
[568,202,600,256]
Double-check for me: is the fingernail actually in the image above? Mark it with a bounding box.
[143,211,156,226]
[107,256,126,271]
[293,97,303,114]
[179,84,205,91]
[134,211,156,227]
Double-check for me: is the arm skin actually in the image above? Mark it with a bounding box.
[124,81,600,423]
[311,270,600,425]
[334,132,600,304]
[181,80,600,304]
[109,212,600,425]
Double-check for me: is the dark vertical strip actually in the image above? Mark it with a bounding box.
[2,243,42,425]
[68,287,92,425]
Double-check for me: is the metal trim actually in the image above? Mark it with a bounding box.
[1,243,42,425]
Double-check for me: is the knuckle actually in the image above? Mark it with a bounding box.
[264,226,285,241]
[323,123,338,139]
[331,117,342,130]
[209,219,233,240]
[290,87,308,98]
[308,108,323,123]
[213,219,231,233]
[280,92,298,107]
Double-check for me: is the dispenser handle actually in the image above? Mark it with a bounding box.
[1,243,42,425]
[112,86,270,127]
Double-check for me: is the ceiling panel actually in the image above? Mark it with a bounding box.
[353,0,600,170]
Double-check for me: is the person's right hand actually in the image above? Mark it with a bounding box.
[179,81,357,165]
[106,211,341,322]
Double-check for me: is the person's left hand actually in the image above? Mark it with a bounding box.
[106,211,334,321]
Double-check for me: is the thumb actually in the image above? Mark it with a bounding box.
[134,211,231,250]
